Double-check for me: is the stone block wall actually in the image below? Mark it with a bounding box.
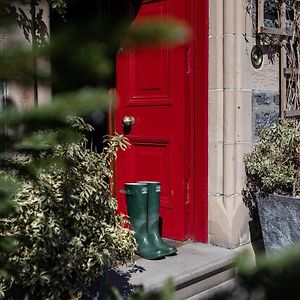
[252,91,279,140]
[208,0,279,249]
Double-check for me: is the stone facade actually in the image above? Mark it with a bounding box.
[208,0,279,248]
[252,91,279,140]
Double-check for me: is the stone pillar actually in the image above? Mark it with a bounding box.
[208,0,279,248]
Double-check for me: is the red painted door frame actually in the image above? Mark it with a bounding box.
[195,0,209,242]
[185,0,209,242]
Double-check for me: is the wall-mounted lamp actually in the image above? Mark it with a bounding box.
[251,45,264,69]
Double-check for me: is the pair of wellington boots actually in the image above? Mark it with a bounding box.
[124,181,177,260]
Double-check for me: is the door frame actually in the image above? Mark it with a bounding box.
[185,0,208,242]
[112,0,209,242]
[194,0,209,242]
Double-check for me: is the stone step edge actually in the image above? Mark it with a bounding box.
[175,267,235,299]
[142,255,236,294]
[176,264,235,292]
[185,278,236,300]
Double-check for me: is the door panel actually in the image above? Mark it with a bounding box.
[131,47,169,102]
[116,0,187,240]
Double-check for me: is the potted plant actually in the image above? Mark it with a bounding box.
[244,119,300,252]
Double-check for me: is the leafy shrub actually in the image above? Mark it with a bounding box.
[0,118,137,299]
[243,120,300,216]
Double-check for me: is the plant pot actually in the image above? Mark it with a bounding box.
[257,193,300,252]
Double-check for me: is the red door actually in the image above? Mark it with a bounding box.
[116,0,190,240]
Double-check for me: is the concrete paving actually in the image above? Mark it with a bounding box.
[108,243,237,299]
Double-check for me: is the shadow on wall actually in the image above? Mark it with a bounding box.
[6,3,49,46]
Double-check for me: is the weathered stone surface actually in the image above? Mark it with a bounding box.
[252,91,279,139]
[255,111,278,134]
[254,93,272,105]
[116,243,236,299]
[253,91,279,106]
[257,193,300,252]
[273,94,280,105]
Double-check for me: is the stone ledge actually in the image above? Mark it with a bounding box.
[110,243,237,299]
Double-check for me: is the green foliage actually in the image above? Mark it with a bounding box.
[124,17,190,48]
[243,120,300,216]
[206,243,300,300]
[235,245,300,300]
[0,88,110,129]
[49,0,68,15]
[20,0,68,15]
[0,0,190,298]
[0,118,137,299]
[108,279,174,300]
[246,120,300,194]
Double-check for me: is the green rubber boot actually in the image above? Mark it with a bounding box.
[124,183,165,260]
[138,181,177,256]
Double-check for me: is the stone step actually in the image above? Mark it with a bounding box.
[110,243,237,299]
[186,278,236,300]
